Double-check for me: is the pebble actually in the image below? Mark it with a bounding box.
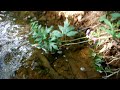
[54,64,56,67]
[66,47,69,50]
[80,67,85,71]
[57,50,62,54]
[28,15,31,18]
[65,59,68,62]
[63,55,66,57]
[55,57,57,59]
[13,18,16,21]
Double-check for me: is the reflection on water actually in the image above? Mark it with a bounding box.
[0,11,32,79]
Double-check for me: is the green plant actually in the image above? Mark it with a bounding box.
[30,21,60,53]
[91,13,120,78]
[92,52,114,78]
[92,52,104,73]
[58,18,78,37]
[30,18,79,53]
[99,13,120,39]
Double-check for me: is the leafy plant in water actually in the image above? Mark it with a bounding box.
[30,18,78,53]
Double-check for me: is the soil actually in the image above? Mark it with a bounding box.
[13,11,105,79]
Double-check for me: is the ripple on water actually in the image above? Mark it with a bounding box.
[0,13,32,79]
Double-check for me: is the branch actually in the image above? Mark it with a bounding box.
[61,40,89,47]
[62,37,88,43]
[102,68,120,79]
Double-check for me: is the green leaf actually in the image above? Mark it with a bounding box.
[96,66,104,73]
[64,18,69,27]
[66,26,75,33]
[110,13,120,21]
[100,27,115,37]
[31,21,36,27]
[66,31,78,37]
[58,19,76,37]
[104,19,113,29]
[91,52,96,57]
[35,38,42,42]
[99,15,106,22]
[99,15,113,29]
[104,67,112,73]
[58,25,64,34]
[38,25,42,30]
[32,31,39,38]
[99,26,106,31]
[49,42,58,51]
[46,26,53,33]
[95,58,103,64]
[50,36,56,41]
[117,20,120,27]
[51,30,63,38]
[44,41,48,50]
[41,27,45,34]
[116,33,120,38]
[52,44,58,50]
[107,29,114,36]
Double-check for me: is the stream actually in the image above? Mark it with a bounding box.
[0,11,32,79]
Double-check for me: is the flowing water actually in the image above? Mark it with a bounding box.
[0,11,32,79]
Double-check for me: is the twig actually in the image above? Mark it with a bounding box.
[95,36,112,40]
[89,23,101,29]
[61,40,89,47]
[91,29,120,37]
[107,58,120,64]
[102,68,120,79]
[62,37,88,43]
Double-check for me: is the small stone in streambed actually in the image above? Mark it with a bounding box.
[55,57,57,60]
[54,64,56,67]
[80,67,85,71]
[65,59,68,62]
[13,18,16,21]
[57,50,62,54]
[63,55,66,57]
[66,47,69,50]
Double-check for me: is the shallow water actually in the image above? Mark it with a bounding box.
[0,11,32,79]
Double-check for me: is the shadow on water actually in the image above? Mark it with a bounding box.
[0,11,102,79]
